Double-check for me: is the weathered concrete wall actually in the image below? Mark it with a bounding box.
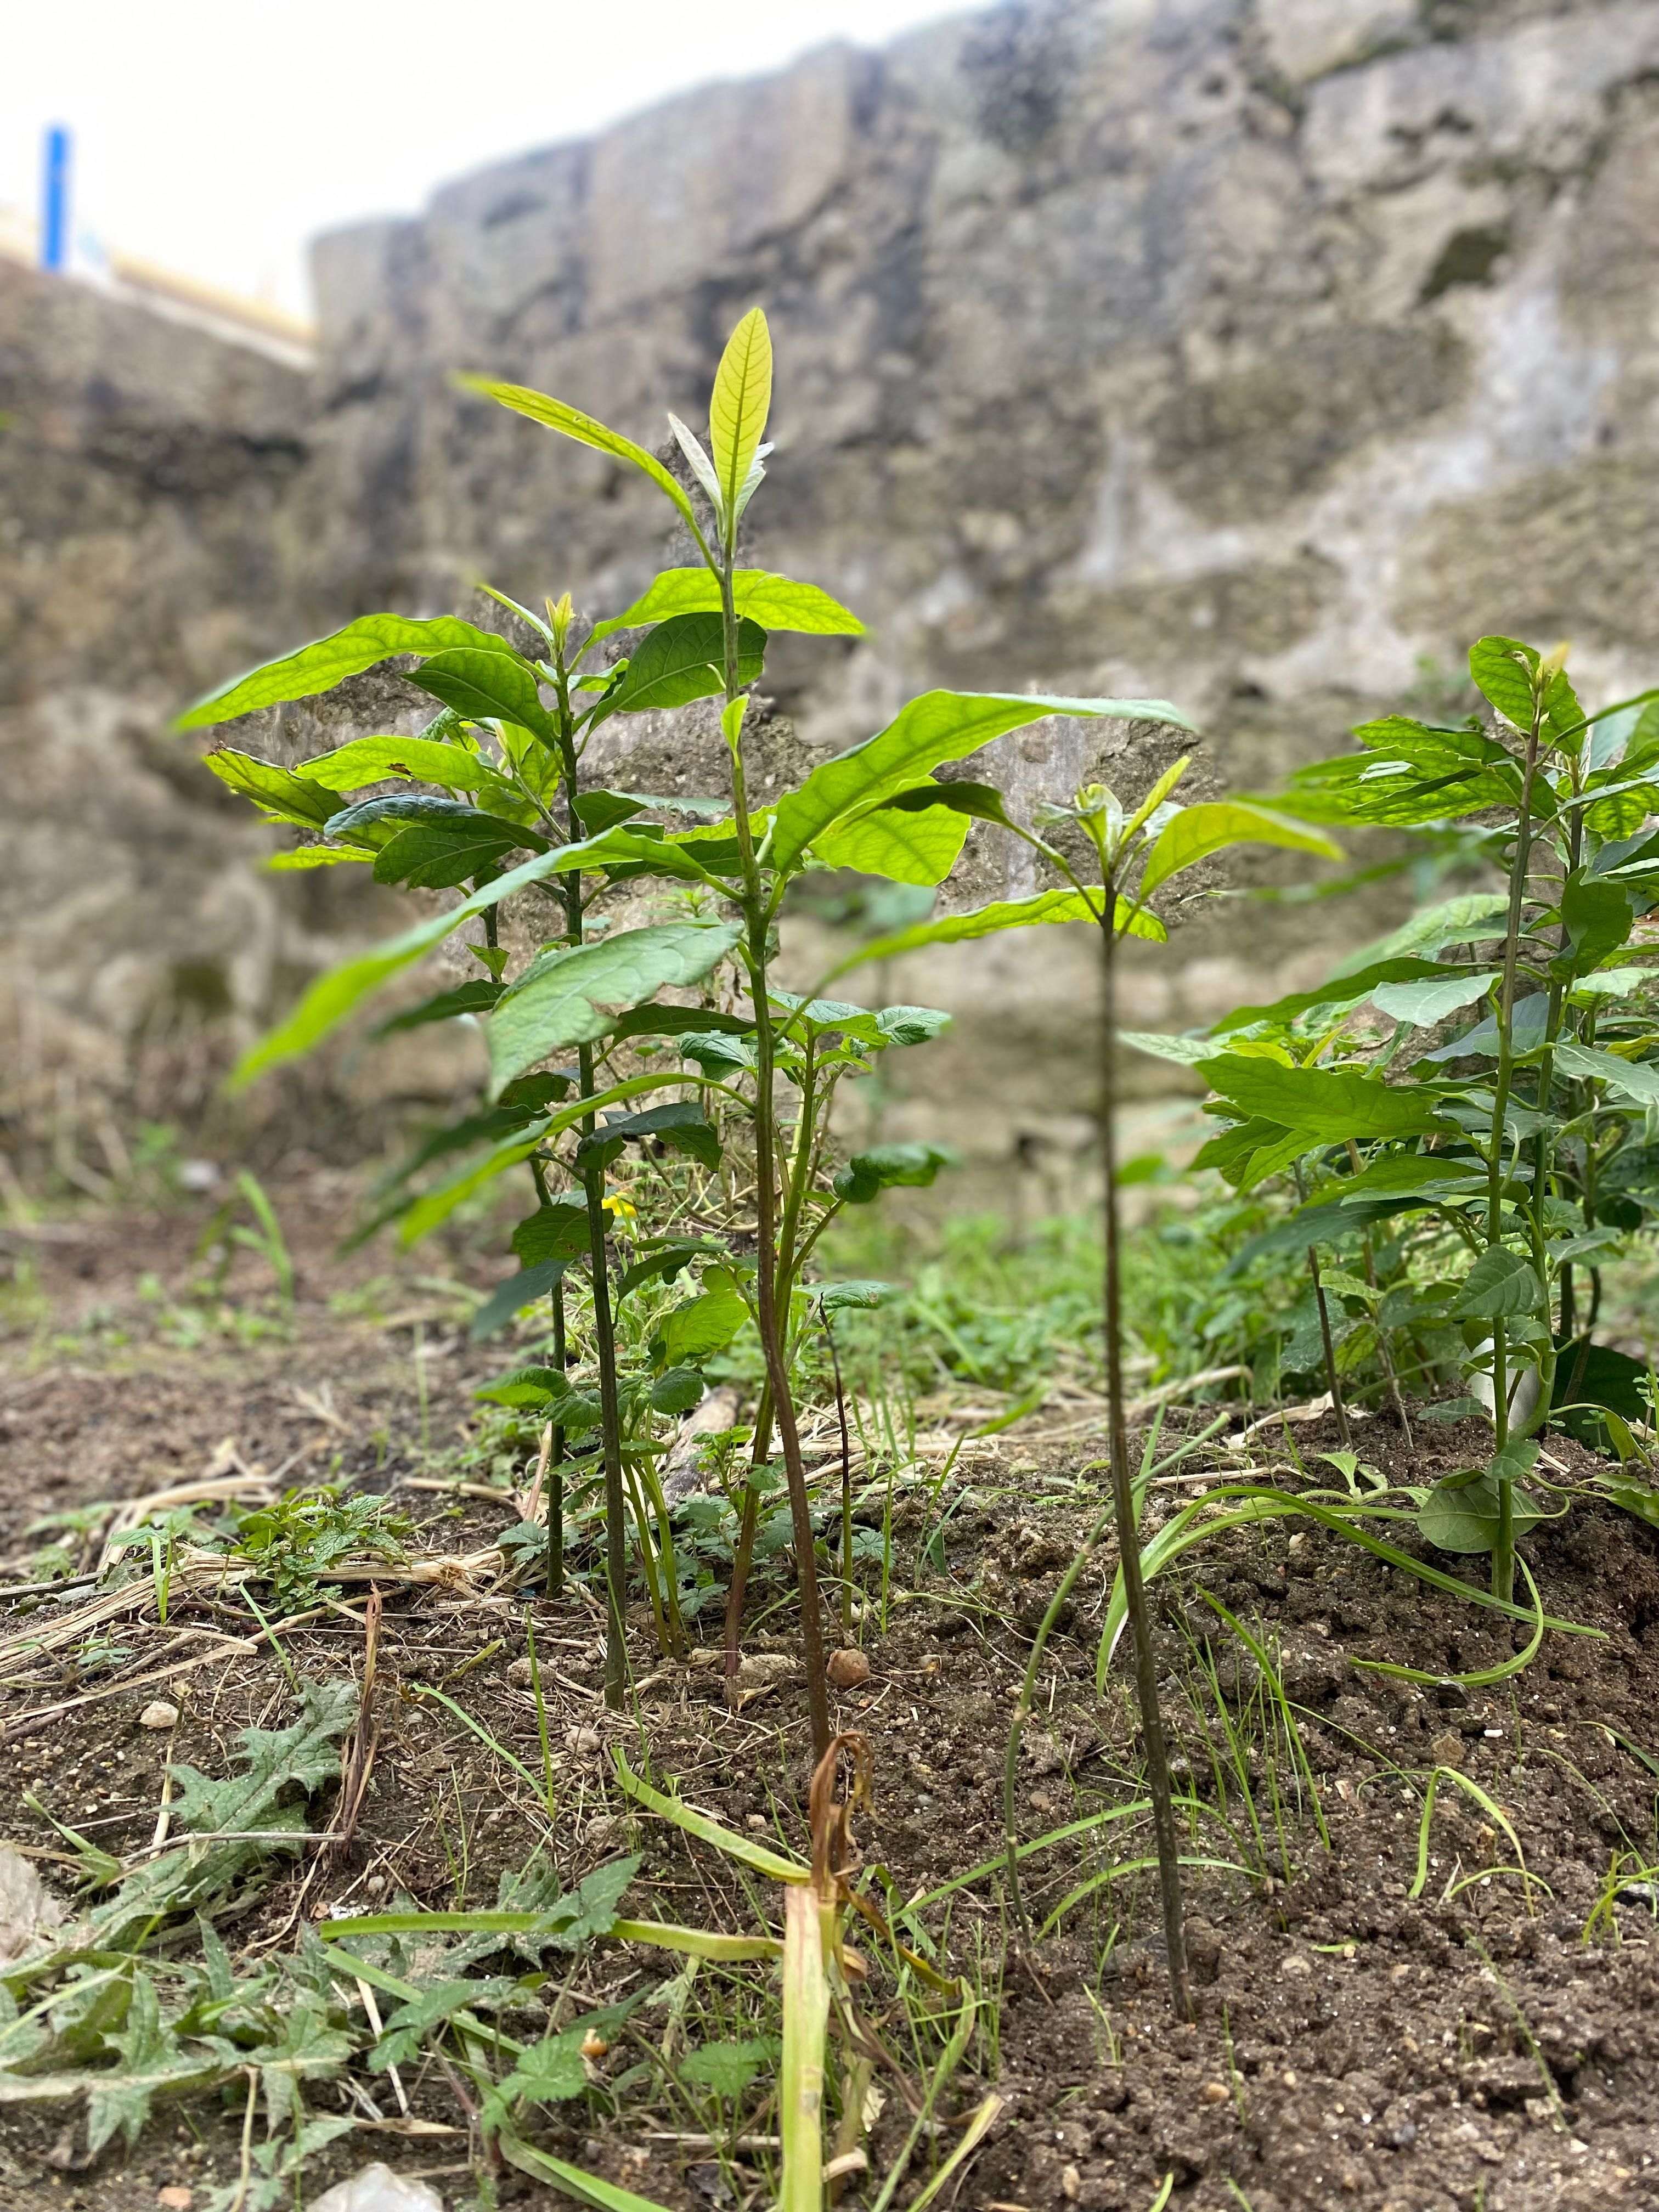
[5,0,1659,1180]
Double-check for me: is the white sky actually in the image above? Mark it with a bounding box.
[3,0,957,319]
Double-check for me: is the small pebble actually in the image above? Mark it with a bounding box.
[566,1725,603,1757]
[1060,2166,1081,2201]
[365,1875,386,1895]
[157,2191,193,2210]
[507,1656,534,1687]
[1280,1954,1312,1978]
[139,1703,179,1731]
[746,1814,768,1832]
[826,1648,871,1689]
[1201,2081,1229,2104]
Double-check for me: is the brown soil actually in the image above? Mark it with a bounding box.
[4,1198,1659,2211]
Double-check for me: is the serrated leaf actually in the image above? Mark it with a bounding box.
[489,923,742,1093]
[370,1978,518,2073]
[680,2036,778,2097]
[1196,1057,1452,1141]
[772,691,1196,874]
[459,374,707,545]
[1140,802,1341,895]
[170,1681,358,1843]
[708,307,773,524]
[499,2026,591,2104]
[656,1283,749,1366]
[177,614,521,730]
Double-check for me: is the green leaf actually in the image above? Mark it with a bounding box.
[296,735,502,794]
[680,2038,778,2097]
[84,1978,207,2155]
[1140,802,1341,895]
[1334,1153,1482,1200]
[490,924,742,1093]
[1552,1041,1659,1107]
[1331,892,1513,971]
[657,1283,749,1365]
[202,747,342,830]
[1372,970,1499,1028]
[177,614,520,730]
[599,614,765,717]
[708,306,773,523]
[651,1367,707,1415]
[473,1366,599,1421]
[1423,991,1549,1063]
[833,1142,957,1204]
[772,691,1197,875]
[1468,635,1538,732]
[1450,1249,1542,1319]
[264,844,374,870]
[1196,1057,1453,1141]
[374,979,502,1034]
[498,2027,590,2104]
[812,1279,894,1313]
[573,1103,723,1178]
[514,1197,593,1267]
[591,568,863,641]
[812,802,970,884]
[608,1003,752,1047]
[230,836,646,1087]
[409,647,555,736]
[370,816,538,889]
[370,1978,518,2073]
[469,1259,571,1342]
[458,374,708,546]
[1557,876,1635,979]
[1214,957,1476,1035]
[1418,1443,1543,1555]
[826,887,1161,983]
[1119,1031,1215,1066]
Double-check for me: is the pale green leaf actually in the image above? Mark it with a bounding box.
[812,802,970,885]
[1372,972,1499,1026]
[1119,1031,1214,1066]
[772,691,1197,875]
[657,1284,749,1365]
[708,307,772,524]
[1197,1056,1453,1141]
[825,887,1163,982]
[263,845,374,871]
[1141,802,1341,895]
[457,374,707,546]
[1553,1041,1659,1107]
[598,614,764,718]
[177,614,520,730]
[589,567,864,644]
[1468,634,1538,732]
[488,923,743,1093]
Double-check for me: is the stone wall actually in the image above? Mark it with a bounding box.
[5,0,1659,1182]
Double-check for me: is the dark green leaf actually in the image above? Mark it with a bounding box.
[651,1366,708,1415]
[607,1003,752,1046]
[573,1102,721,1178]
[1556,875,1635,979]
[679,2038,778,2096]
[408,647,556,736]
[469,1259,572,1342]
[1418,1442,1542,1554]
[371,819,536,889]
[833,1142,957,1204]
[1423,993,1550,1063]
[599,614,765,718]
[514,1198,593,1267]
[177,613,521,730]
[374,980,503,1035]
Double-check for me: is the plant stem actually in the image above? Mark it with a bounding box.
[824,1314,855,1643]
[724,1383,771,1680]
[1098,905,1191,2021]
[719,560,831,1756]
[1293,1159,1351,1445]
[550,645,629,1702]
[1487,701,1545,1607]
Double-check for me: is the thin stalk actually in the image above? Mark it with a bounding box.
[824,1314,855,1642]
[548,642,630,1703]
[719,558,831,1756]
[530,1155,567,1599]
[1293,1160,1351,1447]
[1098,905,1192,2021]
[1344,1143,1410,1448]
[1488,697,1545,1606]
[724,1383,771,1681]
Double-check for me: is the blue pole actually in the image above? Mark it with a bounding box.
[41,126,71,273]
